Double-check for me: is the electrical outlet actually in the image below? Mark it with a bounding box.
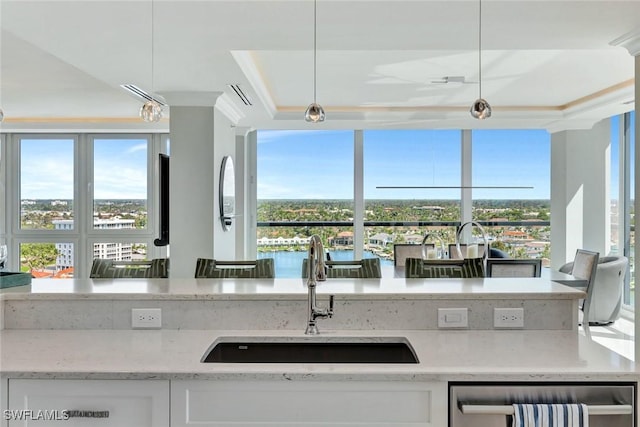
[132,308,162,329]
[437,308,468,328]
[494,308,524,328]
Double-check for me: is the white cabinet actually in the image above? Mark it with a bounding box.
[6,379,169,427]
[172,380,447,427]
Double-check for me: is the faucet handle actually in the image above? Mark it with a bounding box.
[329,295,335,317]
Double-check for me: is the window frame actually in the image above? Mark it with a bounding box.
[3,132,168,278]
[87,134,155,238]
[13,134,79,236]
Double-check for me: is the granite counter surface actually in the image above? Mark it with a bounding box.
[0,277,585,301]
[1,328,636,382]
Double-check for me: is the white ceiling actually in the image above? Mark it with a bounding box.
[1,0,639,132]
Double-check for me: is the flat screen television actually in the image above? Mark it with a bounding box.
[154,153,169,246]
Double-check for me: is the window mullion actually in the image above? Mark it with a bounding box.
[76,133,89,278]
[354,130,364,259]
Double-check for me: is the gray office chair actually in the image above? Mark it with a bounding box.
[581,255,627,325]
[195,258,275,279]
[559,249,600,326]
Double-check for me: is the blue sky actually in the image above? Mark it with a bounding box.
[20,138,148,200]
[258,129,552,200]
[19,123,629,202]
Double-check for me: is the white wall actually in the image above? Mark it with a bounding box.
[233,129,257,260]
[237,130,258,260]
[212,109,236,260]
[165,91,238,277]
[169,106,217,278]
[550,119,610,268]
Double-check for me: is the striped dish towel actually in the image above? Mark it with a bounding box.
[512,404,589,427]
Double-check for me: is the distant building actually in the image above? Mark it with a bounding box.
[51,200,68,206]
[525,241,548,257]
[368,232,392,247]
[53,219,135,271]
[257,236,308,246]
[503,230,531,241]
[330,231,354,246]
[412,205,444,211]
[403,234,424,245]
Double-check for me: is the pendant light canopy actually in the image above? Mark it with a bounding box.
[304,0,325,123]
[141,0,163,123]
[470,0,491,120]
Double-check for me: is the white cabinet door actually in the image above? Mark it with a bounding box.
[172,380,447,427]
[6,379,169,427]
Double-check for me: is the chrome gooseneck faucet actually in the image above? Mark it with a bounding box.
[305,234,334,335]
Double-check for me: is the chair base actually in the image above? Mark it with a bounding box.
[588,320,615,327]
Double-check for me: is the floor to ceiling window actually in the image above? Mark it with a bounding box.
[363,130,462,264]
[471,130,551,262]
[20,137,75,230]
[256,128,552,276]
[630,111,635,306]
[92,137,149,230]
[256,130,354,277]
[4,133,166,279]
[613,111,636,307]
[257,130,550,277]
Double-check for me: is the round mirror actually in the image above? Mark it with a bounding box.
[219,155,235,231]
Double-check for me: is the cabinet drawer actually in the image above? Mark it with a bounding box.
[172,380,447,427]
[7,379,169,427]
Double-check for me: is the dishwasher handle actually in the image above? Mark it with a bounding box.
[460,404,633,416]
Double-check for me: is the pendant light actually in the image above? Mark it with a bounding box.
[304,0,325,123]
[470,0,491,120]
[141,0,163,123]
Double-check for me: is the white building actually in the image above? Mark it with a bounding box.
[53,219,135,271]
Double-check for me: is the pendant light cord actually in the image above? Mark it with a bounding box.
[478,0,482,99]
[151,0,155,93]
[313,0,317,103]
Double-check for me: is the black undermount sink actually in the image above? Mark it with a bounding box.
[201,336,419,364]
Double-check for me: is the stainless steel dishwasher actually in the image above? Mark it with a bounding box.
[449,382,635,427]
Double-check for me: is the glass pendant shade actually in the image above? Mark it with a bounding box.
[304,102,325,123]
[140,100,163,123]
[470,98,491,119]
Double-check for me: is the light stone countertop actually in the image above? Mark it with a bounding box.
[0,277,585,301]
[0,328,636,381]
[1,277,603,382]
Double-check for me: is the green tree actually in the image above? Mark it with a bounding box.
[21,243,59,272]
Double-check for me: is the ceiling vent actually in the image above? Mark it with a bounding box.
[228,84,253,106]
[120,84,167,106]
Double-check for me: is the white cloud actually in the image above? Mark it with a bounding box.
[125,143,148,154]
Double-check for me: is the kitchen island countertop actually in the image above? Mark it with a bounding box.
[0,328,636,381]
[0,276,585,301]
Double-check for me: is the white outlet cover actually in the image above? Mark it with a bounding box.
[493,307,524,328]
[132,308,162,329]
[437,308,468,328]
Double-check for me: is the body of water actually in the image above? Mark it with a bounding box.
[258,250,393,278]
